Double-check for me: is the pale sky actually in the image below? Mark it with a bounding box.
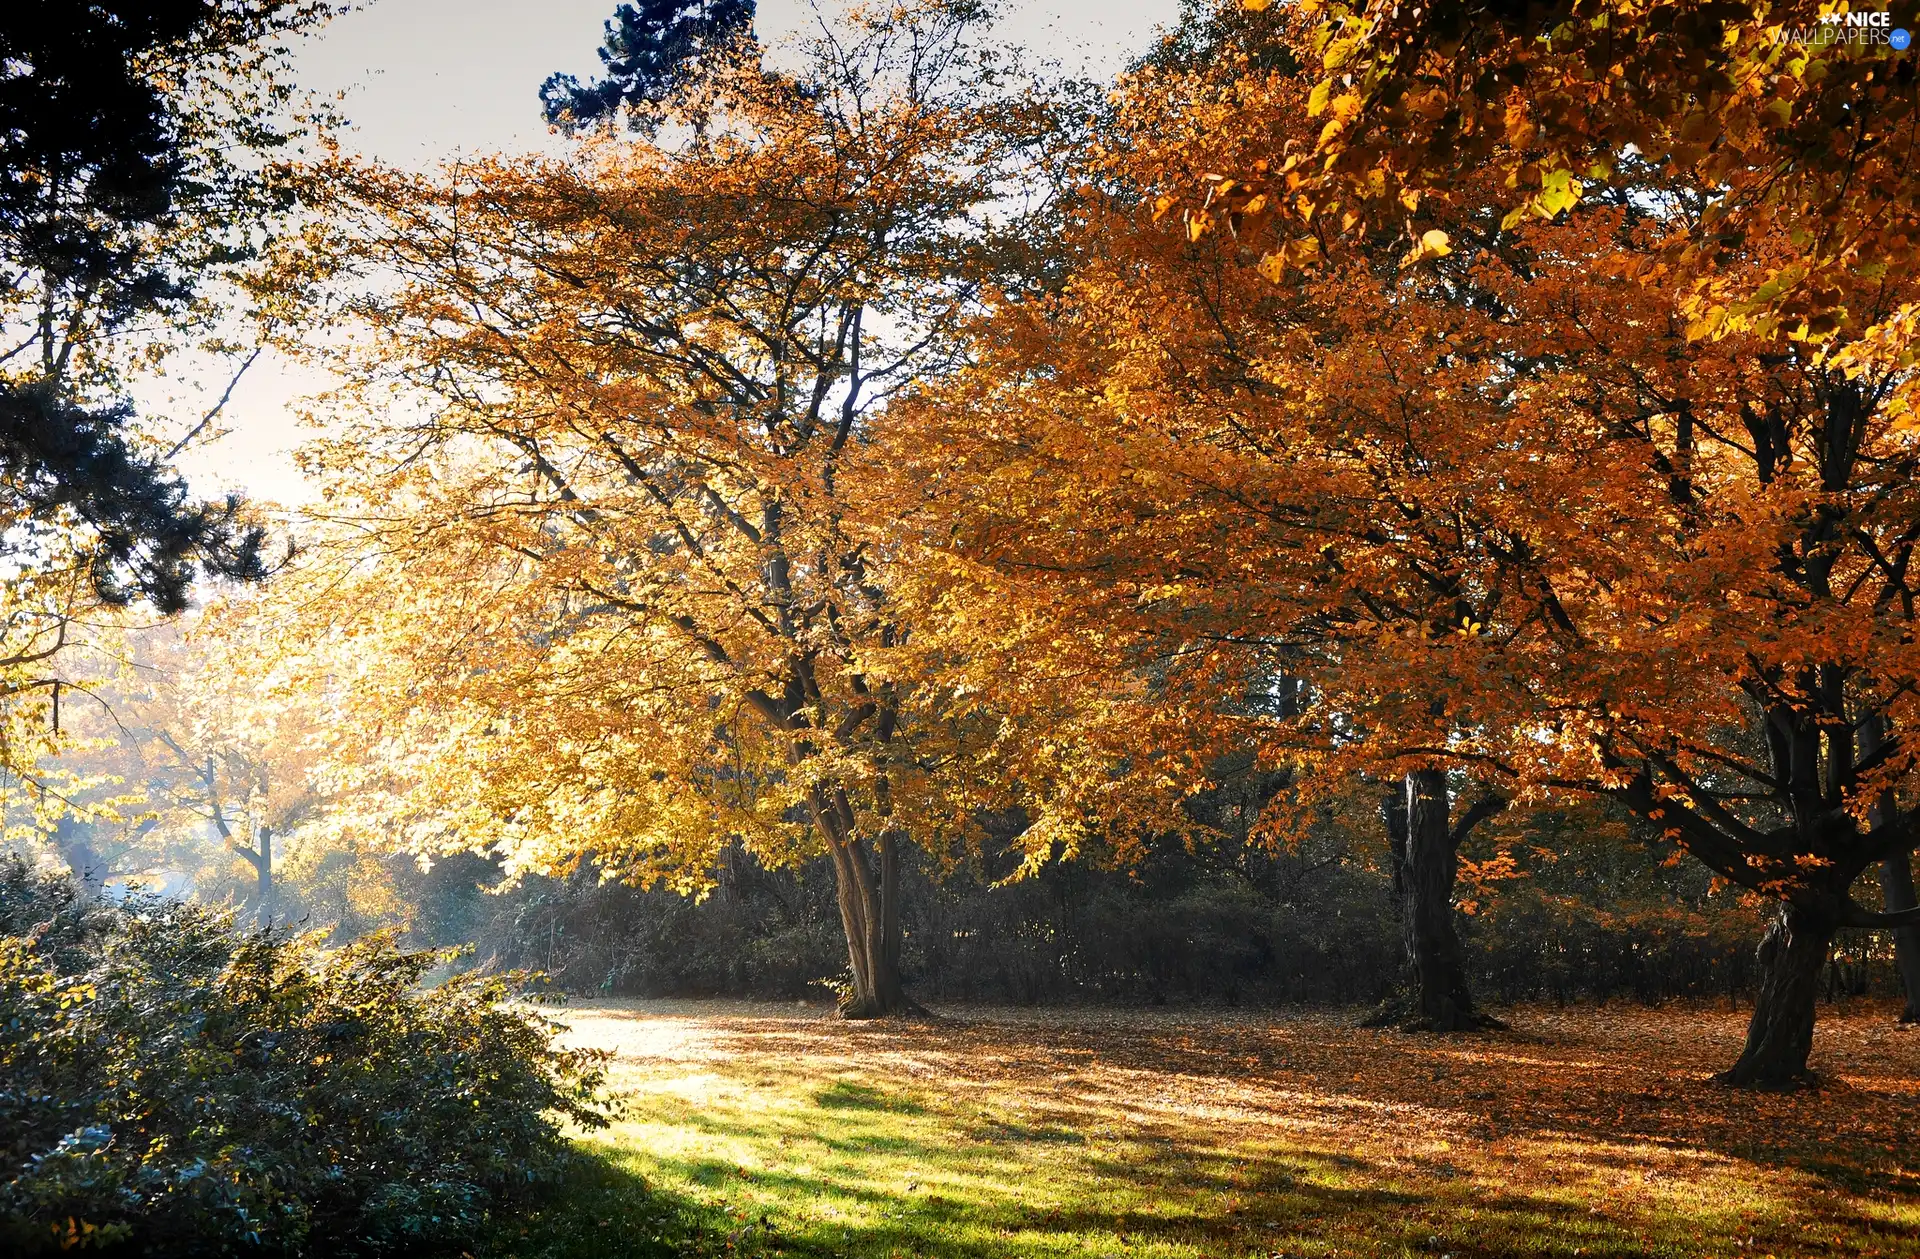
[170,0,1184,504]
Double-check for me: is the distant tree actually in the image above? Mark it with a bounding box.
[18,623,325,916]
[540,0,758,132]
[131,631,325,926]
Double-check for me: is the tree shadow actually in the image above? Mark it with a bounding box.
[908,1003,1920,1200]
[815,1078,930,1115]
[565,1001,1920,1257]
[474,1145,755,1259]
[646,1101,1788,1259]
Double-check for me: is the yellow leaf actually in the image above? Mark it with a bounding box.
[1307,80,1331,118]
[1399,228,1452,267]
[1536,167,1582,217]
[1242,0,1272,9]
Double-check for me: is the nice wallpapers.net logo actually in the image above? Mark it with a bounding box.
[1772,10,1913,47]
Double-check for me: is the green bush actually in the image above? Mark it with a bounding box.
[0,859,610,1256]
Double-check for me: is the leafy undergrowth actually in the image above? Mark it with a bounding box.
[546,1000,1920,1259]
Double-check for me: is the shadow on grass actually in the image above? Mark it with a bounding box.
[473,1144,760,1259]
[566,1003,1920,1258]
[926,1008,1920,1202]
[815,1079,928,1115]
[634,1105,1779,1259]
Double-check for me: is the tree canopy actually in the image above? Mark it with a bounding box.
[540,0,760,130]
[15,0,1920,1094]
[0,0,324,614]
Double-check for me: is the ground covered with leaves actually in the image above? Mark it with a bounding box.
[541,1000,1920,1259]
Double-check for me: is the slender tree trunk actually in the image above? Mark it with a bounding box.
[1881,855,1920,1023]
[1857,717,1919,1021]
[1383,786,1409,910]
[52,817,106,896]
[878,830,903,1003]
[715,836,744,908]
[1720,902,1833,1086]
[1400,769,1480,1030]
[255,825,274,927]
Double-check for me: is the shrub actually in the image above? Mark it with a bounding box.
[0,859,610,1256]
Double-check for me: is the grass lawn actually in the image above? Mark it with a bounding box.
[507,1000,1920,1259]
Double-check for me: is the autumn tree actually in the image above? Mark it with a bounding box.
[269,0,1062,1016]
[124,623,327,921]
[904,0,1920,1081]
[885,241,1521,1029]
[1306,0,1920,1039]
[1176,0,1920,1084]
[11,620,323,921]
[879,5,1535,1031]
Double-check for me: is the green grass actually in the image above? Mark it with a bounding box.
[517,1001,1920,1259]
[471,1150,720,1259]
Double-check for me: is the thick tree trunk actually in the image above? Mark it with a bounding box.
[1720,902,1833,1087]
[834,849,907,1018]
[1881,856,1920,1023]
[818,805,909,1019]
[1399,769,1480,1031]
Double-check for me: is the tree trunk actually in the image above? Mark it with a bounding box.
[255,825,275,927]
[878,830,903,1002]
[1399,769,1480,1031]
[1720,902,1833,1087]
[231,827,274,928]
[52,817,106,895]
[1858,717,1919,1021]
[816,797,908,1019]
[832,842,907,1018]
[1881,855,1920,1023]
[1383,786,1409,909]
